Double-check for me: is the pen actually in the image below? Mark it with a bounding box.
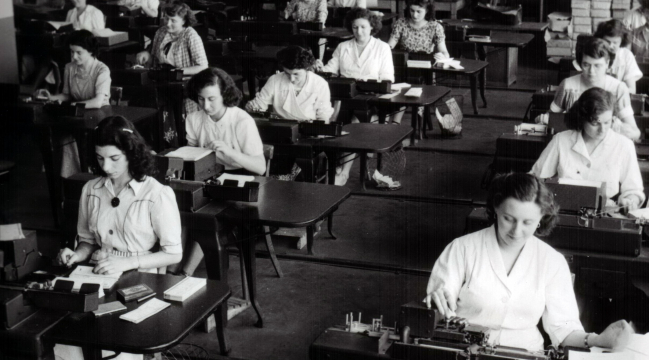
[138,293,156,303]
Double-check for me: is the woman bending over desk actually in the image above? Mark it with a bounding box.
[535,37,640,141]
[593,19,643,94]
[425,172,633,352]
[329,0,366,7]
[531,87,645,213]
[66,0,105,31]
[387,0,449,59]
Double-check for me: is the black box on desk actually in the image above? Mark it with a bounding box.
[203,179,260,202]
[157,150,223,181]
[532,88,555,111]
[1,230,41,282]
[0,289,38,329]
[255,119,301,144]
[297,21,324,31]
[94,31,129,46]
[329,78,358,99]
[544,178,606,213]
[356,80,391,94]
[310,329,389,360]
[168,179,210,212]
[111,69,151,86]
[495,133,550,160]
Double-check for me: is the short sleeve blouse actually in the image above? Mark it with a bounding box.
[62,58,111,106]
[389,17,445,54]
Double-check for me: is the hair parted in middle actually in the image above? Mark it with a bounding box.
[565,87,615,131]
[186,67,243,107]
[277,46,316,70]
[344,7,383,36]
[404,0,435,21]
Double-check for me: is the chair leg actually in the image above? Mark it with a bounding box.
[263,226,283,278]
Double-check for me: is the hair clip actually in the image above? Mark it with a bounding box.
[122,128,133,133]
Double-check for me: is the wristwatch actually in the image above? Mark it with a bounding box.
[584,333,593,348]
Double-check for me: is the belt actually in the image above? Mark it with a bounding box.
[110,249,152,257]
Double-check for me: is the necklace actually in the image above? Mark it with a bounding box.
[110,180,130,208]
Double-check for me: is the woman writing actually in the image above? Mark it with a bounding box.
[531,87,644,212]
[425,173,633,352]
[535,37,640,141]
[593,19,643,94]
[66,0,105,31]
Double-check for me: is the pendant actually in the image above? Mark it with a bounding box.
[111,197,120,208]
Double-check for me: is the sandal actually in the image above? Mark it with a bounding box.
[376,181,402,191]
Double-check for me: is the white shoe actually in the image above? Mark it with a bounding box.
[334,173,349,186]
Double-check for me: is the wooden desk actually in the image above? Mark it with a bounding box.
[440,19,549,32]
[297,123,412,190]
[467,32,534,87]
[184,178,350,328]
[368,85,451,144]
[43,272,231,358]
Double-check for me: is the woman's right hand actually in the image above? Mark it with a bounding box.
[535,113,549,125]
[135,51,151,66]
[314,59,324,72]
[423,288,457,318]
[34,89,51,101]
[245,102,260,113]
[593,320,634,350]
[57,248,80,267]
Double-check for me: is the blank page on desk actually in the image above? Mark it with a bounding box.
[216,173,255,187]
[165,146,213,161]
[628,333,649,358]
[568,351,633,360]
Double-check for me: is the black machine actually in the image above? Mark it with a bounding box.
[320,73,392,98]
[43,102,86,118]
[253,115,344,143]
[0,231,41,283]
[473,3,523,25]
[156,149,224,182]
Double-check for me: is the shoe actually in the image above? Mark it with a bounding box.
[334,172,349,186]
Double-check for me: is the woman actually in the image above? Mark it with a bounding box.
[594,19,643,93]
[425,173,633,352]
[388,0,449,59]
[66,0,105,31]
[117,0,159,18]
[55,116,182,360]
[285,0,328,23]
[535,37,640,141]
[532,87,644,212]
[35,30,111,177]
[135,1,208,113]
[315,7,397,185]
[623,0,649,30]
[176,67,266,277]
[329,0,366,7]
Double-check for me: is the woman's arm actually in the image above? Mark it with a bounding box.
[379,43,395,82]
[434,41,451,60]
[561,321,634,350]
[140,0,158,18]
[424,238,467,318]
[212,146,266,175]
[73,93,107,109]
[183,29,208,75]
[285,0,298,19]
[314,78,334,122]
[49,93,72,103]
[387,19,402,49]
[625,78,637,94]
[245,75,276,112]
[320,44,342,74]
[316,0,328,23]
[93,7,106,30]
[618,141,645,211]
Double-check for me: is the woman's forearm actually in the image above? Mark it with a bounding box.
[182,64,208,76]
[228,153,266,175]
[51,93,71,103]
[75,95,106,109]
[136,251,183,270]
[140,5,157,17]
[75,242,98,262]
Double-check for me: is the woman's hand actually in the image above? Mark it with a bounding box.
[535,113,549,125]
[618,196,641,215]
[34,89,52,101]
[245,102,261,113]
[433,52,449,61]
[208,140,235,158]
[592,320,634,350]
[93,254,136,275]
[314,59,324,72]
[136,51,151,66]
[57,248,80,267]
[423,288,457,318]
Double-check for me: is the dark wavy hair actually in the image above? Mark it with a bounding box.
[164,1,197,27]
[485,173,559,237]
[594,19,630,48]
[576,36,614,68]
[68,30,99,57]
[186,67,242,107]
[404,0,435,21]
[91,116,156,181]
[277,46,315,70]
[344,8,382,36]
[565,87,615,131]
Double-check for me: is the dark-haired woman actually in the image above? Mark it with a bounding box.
[425,173,633,352]
[594,19,642,93]
[245,46,333,122]
[532,87,644,211]
[66,0,105,31]
[387,0,449,59]
[35,30,111,177]
[536,37,639,140]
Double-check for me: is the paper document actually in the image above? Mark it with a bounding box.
[216,173,255,187]
[629,208,649,219]
[67,265,122,289]
[407,60,431,69]
[405,88,423,97]
[120,298,171,324]
[391,83,411,91]
[627,333,649,358]
[0,224,25,241]
[165,146,213,161]
[557,178,603,188]
[47,21,72,30]
[568,350,633,360]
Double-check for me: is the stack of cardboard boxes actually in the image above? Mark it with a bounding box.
[612,0,632,19]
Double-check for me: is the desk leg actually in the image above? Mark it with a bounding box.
[327,152,337,185]
[469,75,479,115]
[409,106,418,145]
[306,225,315,255]
[360,153,367,191]
[479,68,487,108]
[81,347,102,360]
[36,126,60,227]
[239,226,263,328]
[215,303,231,355]
[327,212,337,239]
[195,226,229,326]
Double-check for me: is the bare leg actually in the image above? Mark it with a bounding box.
[181,239,205,276]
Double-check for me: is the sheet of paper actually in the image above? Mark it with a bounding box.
[391,83,411,91]
[216,173,255,187]
[119,298,171,324]
[66,265,122,289]
[557,178,603,188]
[568,350,633,360]
[627,333,649,357]
[165,146,213,161]
[0,224,25,240]
[47,21,72,30]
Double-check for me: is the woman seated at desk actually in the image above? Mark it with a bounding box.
[36,30,112,177]
[425,172,633,352]
[117,0,159,18]
[535,37,640,141]
[531,87,644,213]
[285,0,328,23]
[245,45,334,181]
[174,67,265,277]
[328,0,366,8]
[135,1,208,113]
[594,19,643,94]
[66,0,105,31]
[623,0,649,30]
[55,115,182,360]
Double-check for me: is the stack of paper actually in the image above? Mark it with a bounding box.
[391,83,411,91]
[164,276,206,302]
[0,224,25,240]
[407,60,432,69]
[120,298,171,324]
[435,58,464,70]
[165,146,213,161]
[65,265,122,290]
[216,173,255,187]
[405,88,423,98]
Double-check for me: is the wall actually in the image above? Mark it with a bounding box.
[0,2,18,85]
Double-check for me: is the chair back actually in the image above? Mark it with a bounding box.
[110,86,123,106]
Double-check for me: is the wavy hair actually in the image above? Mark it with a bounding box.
[404,0,435,21]
[164,1,197,27]
[485,173,559,237]
[344,8,383,36]
[576,36,614,67]
[565,87,615,131]
[277,46,315,70]
[68,30,99,57]
[186,67,243,107]
[594,19,630,48]
[91,116,156,181]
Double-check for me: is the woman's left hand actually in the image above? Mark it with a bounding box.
[593,320,634,350]
[433,53,449,61]
[93,255,136,275]
[618,196,640,215]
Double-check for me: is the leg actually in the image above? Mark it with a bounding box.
[193,226,229,325]
[36,126,60,226]
[327,152,337,185]
[263,226,283,278]
[469,75,478,115]
[239,226,263,327]
[410,106,418,145]
[306,225,315,255]
[181,238,205,276]
[327,213,337,239]
[479,68,487,108]
[214,303,231,355]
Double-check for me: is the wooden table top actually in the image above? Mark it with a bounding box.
[299,123,413,153]
[441,19,548,32]
[28,104,158,129]
[368,85,451,107]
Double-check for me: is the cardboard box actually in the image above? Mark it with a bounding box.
[574,24,594,33]
[573,16,593,25]
[548,12,572,32]
[613,9,627,17]
[591,0,612,9]
[548,39,572,48]
[547,47,574,56]
[612,1,630,9]
[93,30,128,46]
[572,8,591,16]
[572,0,591,9]
[591,9,612,16]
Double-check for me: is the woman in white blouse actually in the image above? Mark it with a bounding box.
[66,0,105,31]
[425,173,633,352]
[531,87,644,212]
